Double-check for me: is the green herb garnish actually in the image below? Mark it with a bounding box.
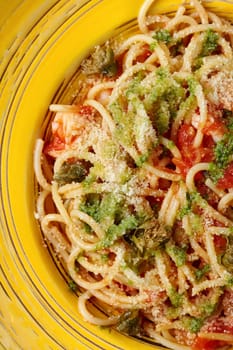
[195,264,211,281]
[68,280,78,292]
[168,287,183,308]
[99,215,139,248]
[166,242,187,267]
[209,131,233,183]
[200,29,219,57]
[183,316,204,333]
[153,29,172,44]
[54,161,88,185]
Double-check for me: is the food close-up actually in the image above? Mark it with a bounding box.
[2,0,233,349]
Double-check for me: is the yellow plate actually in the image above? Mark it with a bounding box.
[1,1,233,349]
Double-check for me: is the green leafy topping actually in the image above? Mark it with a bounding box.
[168,287,183,308]
[226,276,233,286]
[116,310,141,336]
[79,194,101,221]
[99,193,123,223]
[209,130,233,183]
[165,242,187,267]
[101,47,118,76]
[190,191,206,207]
[187,76,198,95]
[109,102,135,148]
[126,71,146,97]
[183,316,204,333]
[199,29,219,57]
[199,288,222,318]
[190,213,203,234]
[83,222,93,234]
[68,280,78,292]
[80,193,123,224]
[149,41,158,51]
[178,191,206,220]
[99,215,139,248]
[131,219,172,256]
[179,94,196,114]
[54,161,88,185]
[223,109,233,131]
[101,253,110,262]
[129,95,157,157]
[208,162,223,183]
[153,29,172,44]
[178,192,193,219]
[195,264,211,281]
[222,237,233,274]
[193,29,219,70]
[166,306,181,320]
[170,39,183,57]
[156,100,171,135]
[136,152,150,167]
[82,45,118,77]
[214,134,233,170]
[165,140,176,150]
[109,101,123,124]
[144,68,186,134]
[178,204,190,219]
[156,66,169,80]
[109,66,188,166]
[193,57,204,71]
[200,302,217,317]
[83,173,96,187]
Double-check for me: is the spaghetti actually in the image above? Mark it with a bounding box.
[34,1,233,349]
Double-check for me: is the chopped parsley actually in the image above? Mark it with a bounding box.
[68,280,78,292]
[98,215,139,248]
[226,276,233,287]
[178,191,204,219]
[208,162,223,183]
[209,131,233,183]
[126,71,145,97]
[168,287,183,308]
[145,68,186,135]
[153,29,173,44]
[156,100,172,135]
[187,76,198,95]
[195,264,211,281]
[170,39,183,57]
[193,29,219,70]
[215,134,233,169]
[149,41,158,51]
[165,242,187,267]
[222,237,233,274]
[79,193,101,221]
[200,302,217,317]
[199,29,219,57]
[178,192,193,219]
[166,306,181,320]
[183,316,204,333]
[223,109,233,131]
[136,152,150,167]
[80,193,123,224]
[101,253,110,262]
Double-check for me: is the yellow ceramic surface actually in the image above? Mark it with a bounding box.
[1,1,233,349]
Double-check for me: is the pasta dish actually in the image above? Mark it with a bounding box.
[34,0,233,349]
